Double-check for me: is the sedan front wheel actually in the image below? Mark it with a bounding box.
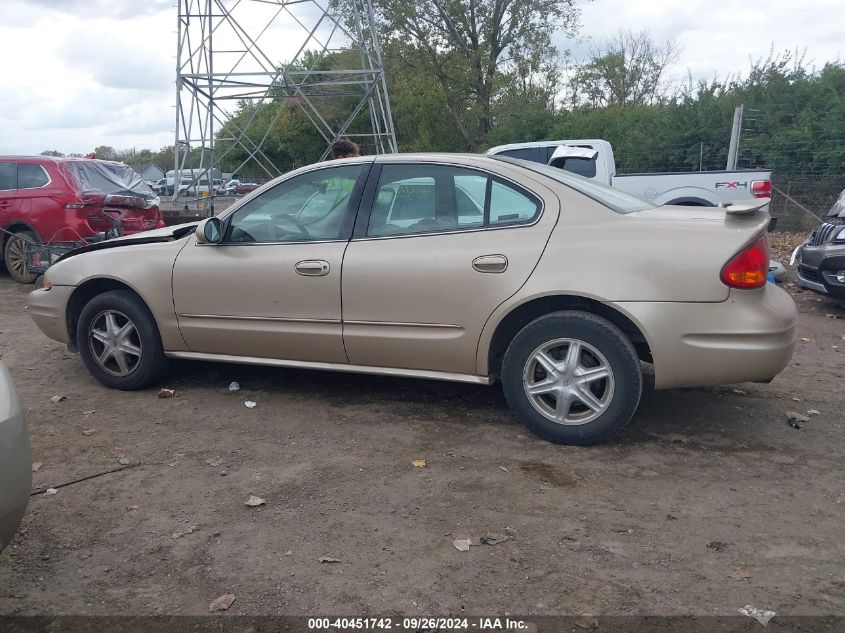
[77,290,168,390]
[501,311,642,445]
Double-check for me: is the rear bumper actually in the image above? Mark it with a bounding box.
[618,284,797,389]
[27,285,73,345]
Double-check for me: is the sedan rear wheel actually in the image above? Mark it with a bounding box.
[4,230,38,284]
[502,311,642,445]
[77,290,168,390]
[523,338,615,426]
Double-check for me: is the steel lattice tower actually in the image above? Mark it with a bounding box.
[174,0,397,203]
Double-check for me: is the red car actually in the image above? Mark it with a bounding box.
[234,181,260,195]
[0,156,164,283]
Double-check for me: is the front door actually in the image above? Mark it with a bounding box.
[173,162,369,363]
[0,162,18,229]
[341,161,560,376]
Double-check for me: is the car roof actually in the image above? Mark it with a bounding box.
[373,152,478,163]
[0,155,128,167]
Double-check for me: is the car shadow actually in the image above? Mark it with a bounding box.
[165,358,769,448]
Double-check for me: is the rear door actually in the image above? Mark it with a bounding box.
[341,160,560,376]
[16,161,62,241]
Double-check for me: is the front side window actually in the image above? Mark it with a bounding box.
[18,163,49,189]
[225,164,363,243]
[367,165,539,237]
[0,163,16,191]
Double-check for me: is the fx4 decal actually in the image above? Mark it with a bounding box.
[715,181,748,190]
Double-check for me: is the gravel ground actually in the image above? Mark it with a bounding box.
[0,255,843,618]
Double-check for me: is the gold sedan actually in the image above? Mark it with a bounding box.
[28,154,796,445]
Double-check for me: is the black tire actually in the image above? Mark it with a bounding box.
[76,290,168,390]
[4,230,38,284]
[501,311,642,446]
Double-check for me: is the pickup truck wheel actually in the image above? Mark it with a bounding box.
[76,290,168,390]
[3,230,38,284]
[501,311,642,446]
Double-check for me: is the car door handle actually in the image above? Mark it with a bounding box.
[0,201,11,209]
[472,254,508,273]
[295,260,330,276]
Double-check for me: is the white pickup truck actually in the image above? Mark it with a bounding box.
[486,139,772,206]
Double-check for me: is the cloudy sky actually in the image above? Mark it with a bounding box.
[0,0,842,156]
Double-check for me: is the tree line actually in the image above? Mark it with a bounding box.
[43,0,845,179]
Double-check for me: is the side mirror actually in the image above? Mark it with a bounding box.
[196,217,223,244]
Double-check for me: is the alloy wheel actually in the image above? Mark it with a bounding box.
[88,310,143,377]
[6,236,31,279]
[522,338,615,426]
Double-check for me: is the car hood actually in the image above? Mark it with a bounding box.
[56,222,198,263]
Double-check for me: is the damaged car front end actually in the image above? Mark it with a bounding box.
[795,190,845,300]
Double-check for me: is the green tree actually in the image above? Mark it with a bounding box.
[377,0,579,149]
[93,145,116,160]
[566,30,681,108]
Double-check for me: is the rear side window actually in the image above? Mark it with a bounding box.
[18,163,49,189]
[492,157,654,214]
[489,180,539,225]
[367,164,540,237]
[0,163,16,191]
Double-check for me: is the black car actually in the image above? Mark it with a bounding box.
[797,190,845,300]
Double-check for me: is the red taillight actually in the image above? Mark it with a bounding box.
[751,180,771,199]
[49,193,85,209]
[721,234,769,289]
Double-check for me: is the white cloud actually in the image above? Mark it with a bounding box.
[0,1,175,154]
[1,0,842,155]
[566,0,844,80]
[25,0,172,19]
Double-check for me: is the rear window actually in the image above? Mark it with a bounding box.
[62,161,157,204]
[551,157,597,178]
[495,147,548,164]
[492,157,654,214]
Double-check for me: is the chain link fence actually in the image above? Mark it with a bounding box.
[770,177,844,233]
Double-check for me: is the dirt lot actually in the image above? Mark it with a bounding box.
[0,256,843,618]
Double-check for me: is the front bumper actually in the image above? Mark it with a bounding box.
[27,285,73,345]
[618,284,797,389]
[796,242,845,300]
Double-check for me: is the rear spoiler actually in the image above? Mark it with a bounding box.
[718,198,770,215]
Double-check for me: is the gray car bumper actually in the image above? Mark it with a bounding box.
[798,240,845,300]
[0,362,31,552]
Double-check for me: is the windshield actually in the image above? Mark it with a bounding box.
[828,189,845,218]
[492,156,654,214]
[62,161,158,207]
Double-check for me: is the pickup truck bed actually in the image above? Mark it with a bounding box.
[486,139,771,207]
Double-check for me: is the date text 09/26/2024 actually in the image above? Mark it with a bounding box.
[307,617,530,630]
